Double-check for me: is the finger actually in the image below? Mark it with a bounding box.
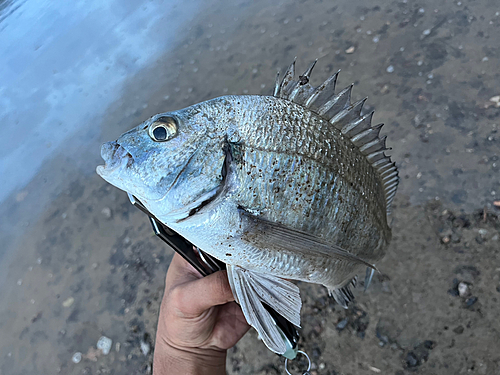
[165,253,203,291]
[174,270,235,316]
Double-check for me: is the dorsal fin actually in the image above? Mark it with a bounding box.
[273,60,399,215]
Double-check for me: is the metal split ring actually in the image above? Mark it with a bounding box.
[284,350,311,375]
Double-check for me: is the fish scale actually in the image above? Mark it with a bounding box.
[97,59,399,355]
[231,98,387,236]
[236,98,383,204]
[234,148,384,260]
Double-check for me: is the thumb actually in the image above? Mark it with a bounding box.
[174,270,235,317]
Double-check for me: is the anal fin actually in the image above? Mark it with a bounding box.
[227,265,302,354]
[328,275,357,309]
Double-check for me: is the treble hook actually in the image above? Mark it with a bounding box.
[284,350,311,375]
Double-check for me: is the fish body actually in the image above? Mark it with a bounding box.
[97,61,398,354]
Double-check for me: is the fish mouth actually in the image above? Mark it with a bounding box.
[96,141,133,177]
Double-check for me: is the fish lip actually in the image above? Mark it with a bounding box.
[96,141,133,176]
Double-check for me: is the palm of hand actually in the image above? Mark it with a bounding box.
[158,254,250,352]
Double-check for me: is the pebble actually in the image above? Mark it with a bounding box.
[405,351,419,368]
[345,46,355,54]
[140,340,151,356]
[368,365,381,373]
[458,282,469,297]
[441,235,451,244]
[423,29,431,36]
[448,278,460,296]
[97,336,113,355]
[478,229,488,236]
[489,96,500,107]
[465,296,478,307]
[386,65,394,73]
[62,297,75,308]
[101,207,112,219]
[336,318,349,331]
[72,352,82,364]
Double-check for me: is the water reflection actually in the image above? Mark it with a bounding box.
[0,0,198,203]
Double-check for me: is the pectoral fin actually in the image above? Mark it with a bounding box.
[239,209,376,270]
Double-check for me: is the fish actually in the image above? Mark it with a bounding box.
[96,59,399,355]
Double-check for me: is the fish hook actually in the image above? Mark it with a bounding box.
[284,350,311,375]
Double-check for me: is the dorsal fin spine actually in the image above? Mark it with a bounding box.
[278,59,296,98]
[273,72,280,97]
[273,60,399,215]
[350,126,378,144]
[341,111,374,137]
[377,162,394,174]
[304,70,340,108]
[318,84,352,116]
[288,60,318,102]
[381,171,398,182]
[359,137,387,154]
[367,150,386,162]
[329,98,367,130]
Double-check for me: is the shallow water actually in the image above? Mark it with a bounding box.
[1,0,499,374]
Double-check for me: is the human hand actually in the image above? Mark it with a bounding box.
[153,253,250,375]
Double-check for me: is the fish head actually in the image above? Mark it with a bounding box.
[96,104,226,219]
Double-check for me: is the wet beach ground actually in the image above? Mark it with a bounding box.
[0,0,499,374]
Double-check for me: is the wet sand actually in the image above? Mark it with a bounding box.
[1,0,499,374]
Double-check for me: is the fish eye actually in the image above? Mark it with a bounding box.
[149,116,178,142]
[153,126,167,140]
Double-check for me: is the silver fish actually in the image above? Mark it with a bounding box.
[97,60,398,354]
